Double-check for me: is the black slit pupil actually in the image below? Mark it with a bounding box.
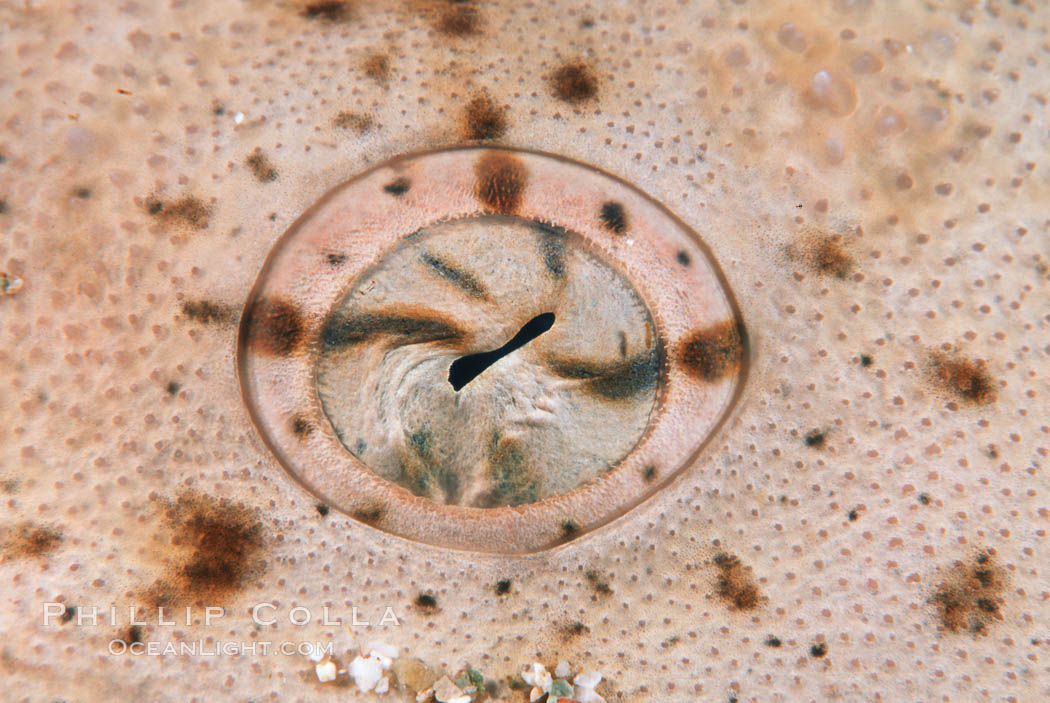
[449,313,555,391]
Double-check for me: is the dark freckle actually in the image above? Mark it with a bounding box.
[244,297,305,356]
[61,606,76,623]
[860,354,873,367]
[712,552,763,611]
[315,503,330,517]
[5,522,63,558]
[599,201,627,234]
[765,635,782,647]
[299,1,350,21]
[436,5,480,36]
[383,177,410,196]
[464,94,508,140]
[182,300,233,325]
[352,506,384,526]
[918,492,931,505]
[679,320,745,383]
[127,625,143,644]
[930,550,1005,633]
[325,252,347,266]
[268,212,277,221]
[810,642,828,658]
[0,199,7,215]
[676,250,691,266]
[580,17,595,28]
[150,493,265,605]
[246,148,278,182]
[474,152,527,214]
[145,195,210,229]
[166,381,181,396]
[495,579,511,595]
[333,111,374,133]
[930,352,997,405]
[362,53,390,81]
[586,569,613,596]
[74,187,91,199]
[212,102,225,116]
[802,233,854,279]
[643,465,658,482]
[291,415,313,438]
[550,61,598,103]
[804,430,825,448]
[561,621,589,639]
[562,521,578,537]
[847,508,858,521]
[415,593,438,610]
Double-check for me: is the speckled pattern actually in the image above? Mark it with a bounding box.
[0,1,1048,701]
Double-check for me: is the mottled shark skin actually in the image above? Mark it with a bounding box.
[1,1,1048,702]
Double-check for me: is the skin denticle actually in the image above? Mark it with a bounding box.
[1,1,1047,701]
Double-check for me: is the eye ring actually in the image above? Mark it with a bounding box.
[238,146,748,554]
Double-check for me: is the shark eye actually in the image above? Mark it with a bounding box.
[238,147,746,553]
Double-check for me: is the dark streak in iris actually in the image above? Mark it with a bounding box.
[533,221,568,278]
[420,251,489,299]
[547,350,661,400]
[322,309,466,349]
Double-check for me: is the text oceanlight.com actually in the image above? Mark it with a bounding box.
[107,640,333,657]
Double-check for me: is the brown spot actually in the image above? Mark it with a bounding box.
[325,252,347,266]
[678,320,745,383]
[2,522,63,559]
[384,177,411,196]
[60,605,76,623]
[598,201,627,234]
[125,625,143,644]
[145,195,211,229]
[415,593,438,610]
[929,352,997,405]
[560,621,590,639]
[352,505,385,526]
[474,151,527,214]
[585,569,613,597]
[291,415,313,438]
[464,95,507,140]
[363,53,390,81]
[246,148,278,183]
[642,465,658,482]
[809,642,828,658]
[149,493,265,606]
[299,1,350,21]
[244,297,305,356]
[435,5,480,37]
[181,299,234,325]
[804,430,825,448]
[803,234,854,278]
[550,62,598,103]
[712,552,763,611]
[333,111,374,133]
[930,551,1006,634]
